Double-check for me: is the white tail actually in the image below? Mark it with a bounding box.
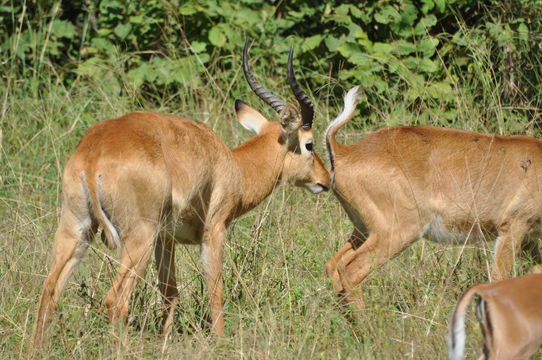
[448,288,477,360]
[448,273,542,360]
[33,42,330,351]
[324,85,542,310]
[325,86,362,173]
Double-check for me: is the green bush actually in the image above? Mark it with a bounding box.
[1,0,540,129]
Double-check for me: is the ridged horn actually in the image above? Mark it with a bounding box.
[287,46,314,129]
[242,39,285,114]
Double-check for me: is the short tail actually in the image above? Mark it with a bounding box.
[324,86,362,173]
[448,287,478,360]
[80,172,121,250]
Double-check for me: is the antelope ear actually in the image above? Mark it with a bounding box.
[279,104,302,138]
[235,99,269,134]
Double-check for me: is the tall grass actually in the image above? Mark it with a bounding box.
[2,26,542,360]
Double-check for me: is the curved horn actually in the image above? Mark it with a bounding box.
[242,39,285,114]
[287,46,314,129]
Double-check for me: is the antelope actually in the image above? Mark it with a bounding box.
[32,41,330,350]
[449,273,542,360]
[324,86,542,308]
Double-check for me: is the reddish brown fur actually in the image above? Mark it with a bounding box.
[325,88,542,308]
[449,273,542,360]
[33,106,329,350]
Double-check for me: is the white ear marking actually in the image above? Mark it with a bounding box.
[235,100,269,134]
[239,117,265,134]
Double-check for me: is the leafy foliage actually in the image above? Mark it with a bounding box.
[1,0,541,127]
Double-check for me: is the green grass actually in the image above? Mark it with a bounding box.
[2,54,542,360]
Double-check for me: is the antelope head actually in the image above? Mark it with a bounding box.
[236,40,330,194]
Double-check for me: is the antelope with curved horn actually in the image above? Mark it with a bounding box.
[33,40,330,350]
[324,86,542,308]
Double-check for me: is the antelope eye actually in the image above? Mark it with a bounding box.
[305,142,313,152]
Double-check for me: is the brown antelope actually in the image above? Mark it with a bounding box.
[449,273,542,360]
[324,86,542,308]
[33,41,330,350]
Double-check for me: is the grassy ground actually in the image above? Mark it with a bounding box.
[1,67,541,359]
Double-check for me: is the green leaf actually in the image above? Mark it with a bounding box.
[302,35,323,52]
[190,41,207,53]
[150,57,173,85]
[76,57,104,78]
[412,15,437,35]
[129,15,144,24]
[235,8,261,26]
[179,3,198,15]
[335,4,350,16]
[324,36,345,52]
[127,63,151,88]
[97,28,112,36]
[418,58,438,73]
[91,38,115,53]
[417,38,439,57]
[0,5,16,11]
[518,23,529,42]
[195,53,210,64]
[99,0,123,12]
[434,0,446,12]
[47,40,63,56]
[349,5,363,19]
[486,22,502,38]
[331,13,351,24]
[12,32,31,59]
[391,40,416,55]
[400,4,418,26]
[347,22,367,40]
[389,4,420,37]
[356,71,388,93]
[337,42,362,58]
[52,20,76,39]
[373,42,392,55]
[375,6,400,24]
[454,56,469,67]
[387,57,424,88]
[209,25,226,47]
[427,81,453,101]
[358,39,373,52]
[403,57,438,73]
[220,24,241,50]
[421,0,434,14]
[348,54,383,72]
[487,22,514,46]
[271,18,295,31]
[113,23,132,40]
[499,25,514,46]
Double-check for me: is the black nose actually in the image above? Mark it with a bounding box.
[318,183,330,192]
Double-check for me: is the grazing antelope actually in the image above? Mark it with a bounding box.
[33,41,330,350]
[449,273,542,360]
[324,86,542,308]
